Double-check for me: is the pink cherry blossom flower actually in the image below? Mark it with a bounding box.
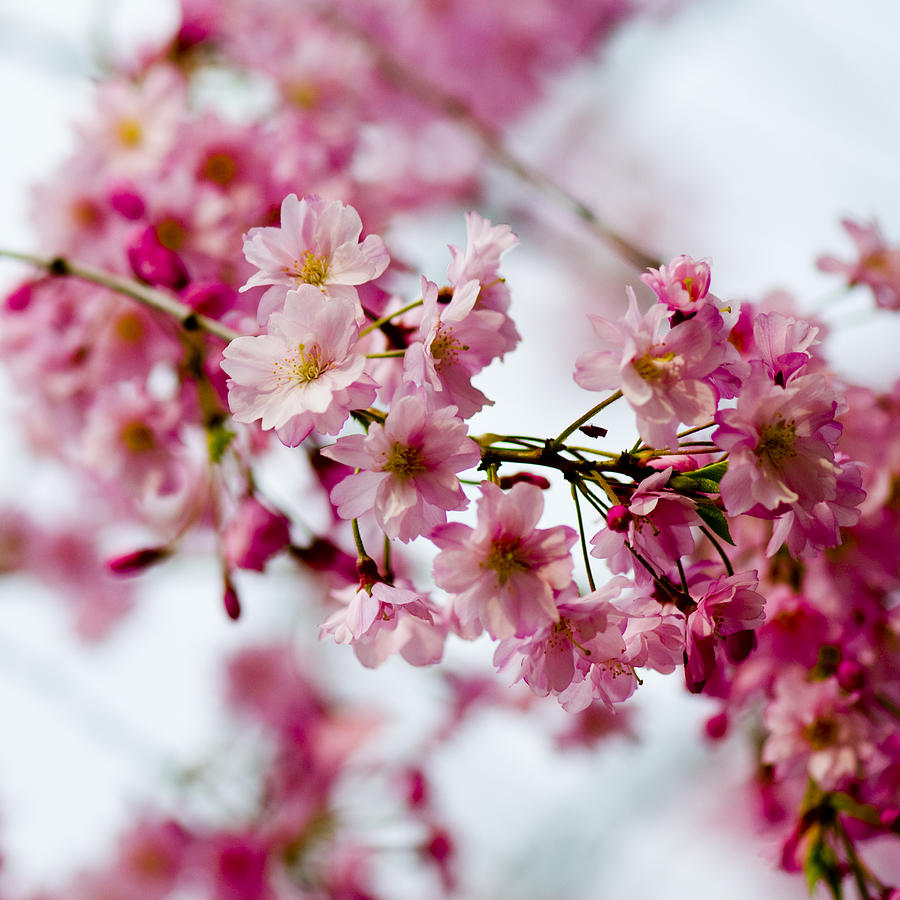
[320,580,446,668]
[714,365,841,516]
[614,587,684,674]
[818,217,900,310]
[222,496,292,572]
[432,482,577,640]
[763,668,880,789]
[322,384,481,542]
[493,578,631,697]
[241,194,390,320]
[751,311,820,385]
[404,278,508,419]
[589,467,699,577]
[640,254,711,313]
[574,287,723,448]
[683,570,767,689]
[220,288,377,447]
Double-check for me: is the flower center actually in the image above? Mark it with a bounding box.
[287,249,330,286]
[483,537,529,585]
[632,347,676,382]
[202,152,238,186]
[116,118,143,148]
[755,418,796,467]
[429,324,468,372]
[121,422,155,452]
[802,717,838,750]
[383,443,426,479]
[276,343,329,386]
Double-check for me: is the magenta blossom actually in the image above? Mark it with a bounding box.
[220,289,377,447]
[432,482,577,640]
[322,384,481,542]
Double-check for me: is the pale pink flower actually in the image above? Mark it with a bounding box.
[765,456,865,558]
[640,254,712,313]
[763,668,879,789]
[493,578,630,697]
[241,194,390,321]
[322,384,481,542]
[614,587,684,674]
[220,288,377,447]
[818,217,900,310]
[751,311,820,385]
[589,467,699,577]
[431,482,577,640]
[74,66,186,177]
[714,365,841,516]
[320,580,446,668]
[404,278,508,419]
[447,211,521,356]
[574,288,723,448]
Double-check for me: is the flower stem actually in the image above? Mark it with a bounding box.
[0,249,240,342]
[571,481,596,592]
[553,391,623,447]
[359,298,423,336]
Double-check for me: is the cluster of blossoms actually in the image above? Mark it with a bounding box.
[2,1,900,897]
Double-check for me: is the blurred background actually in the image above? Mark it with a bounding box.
[0,0,898,897]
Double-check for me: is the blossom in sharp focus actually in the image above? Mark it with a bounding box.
[713,365,841,516]
[574,287,723,448]
[241,194,390,322]
[431,482,577,640]
[322,384,481,542]
[220,287,377,447]
[404,277,508,419]
[640,254,712,314]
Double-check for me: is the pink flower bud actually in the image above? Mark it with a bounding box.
[223,585,241,620]
[836,659,866,692]
[606,504,631,533]
[705,711,729,740]
[181,280,239,319]
[109,187,145,220]
[5,282,32,312]
[223,496,291,572]
[106,546,171,576]
[498,472,551,490]
[128,226,189,289]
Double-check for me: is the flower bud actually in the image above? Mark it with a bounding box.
[223,584,241,620]
[128,226,189,290]
[498,472,551,490]
[836,659,866,692]
[705,711,729,740]
[106,546,171,576]
[606,504,631,533]
[223,496,291,572]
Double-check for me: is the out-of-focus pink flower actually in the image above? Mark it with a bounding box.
[223,495,292,572]
[323,384,480,541]
[763,668,880,790]
[221,289,377,446]
[319,580,446,668]
[818,218,900,310]
[432,482,577,640]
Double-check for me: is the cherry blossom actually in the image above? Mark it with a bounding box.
[220,287,377,446]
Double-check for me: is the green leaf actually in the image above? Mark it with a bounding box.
[207,425,235,463]
[670,475,722,494]
[695,501,735,545]
[804,833,843,899]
